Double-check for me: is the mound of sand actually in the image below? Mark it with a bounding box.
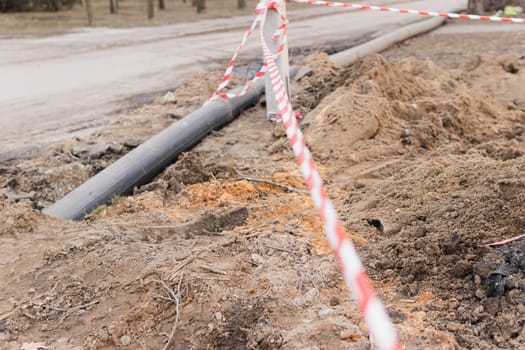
[305,54,525,165]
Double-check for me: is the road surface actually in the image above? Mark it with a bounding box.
[0,0,466,161]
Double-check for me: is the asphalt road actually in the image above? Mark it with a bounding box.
[0,0,466,161]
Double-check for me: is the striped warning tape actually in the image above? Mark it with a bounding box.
[209,2,288,101]
[258,2,401,349]
[211,64,267,100]
[291,0,525,23]
[209,16,261,101]
[486,234,525,247]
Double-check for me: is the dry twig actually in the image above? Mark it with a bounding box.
[200,265,227,275]
[237,176,308,194]
[191,275,230,281]
[159,273,184,350]
[46,299,100,312]
[263,244,304,256]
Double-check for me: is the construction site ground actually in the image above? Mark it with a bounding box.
[1,20,525,349]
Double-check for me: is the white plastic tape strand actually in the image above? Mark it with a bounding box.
[209,16,262,101]
[209,2,289,101]
[291,0,525,23]
[258,2,402,349]
[486,234,525,247]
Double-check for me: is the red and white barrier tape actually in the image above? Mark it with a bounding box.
[486,234,525,247]
[209,16,261,101]
[291,0,525,23]
[209,2,288,101]
[257,2,401,349]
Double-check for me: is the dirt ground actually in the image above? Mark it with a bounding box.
[1,21,525,349]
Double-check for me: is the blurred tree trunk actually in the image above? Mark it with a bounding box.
[147,0,154,18]
[238,0,245,9]
[110,0,118,14]
[84,0,93,25]
[50,0,61,11]
[468,0,484,14]
[159,0,165,10]
[196,0,205,13]
[191,0,196,7]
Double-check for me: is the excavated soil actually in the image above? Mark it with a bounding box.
[1,23,525,350]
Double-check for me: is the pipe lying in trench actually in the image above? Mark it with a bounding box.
[43,81,265,221]
[44,15,455,221]
[330,16,448,66]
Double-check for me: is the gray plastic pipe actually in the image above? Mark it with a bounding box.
[44,12,458,221]
[330,16,447,66]
[43,81,265,220]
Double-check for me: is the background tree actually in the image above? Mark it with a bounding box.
[84,0,93,24]
[468,0,485,14]
[147,0,154,18]
[159,0,165,10]
[196,0,205,13]
[50,0,62,11]
[1,0,78,12]
[109,0,118,14]
[238,0,245,9]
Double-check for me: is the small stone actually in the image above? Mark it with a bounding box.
[487,272,506,297]
[250,253,264,265]
[120,335,131,346]
[215,311,223,321]
[360,80,376,94]
[318,305,336,317]
[366,218,384,233]
[340,326,361,341]
[507,289,520,298]
[257,316,268,325]
[447,322,461,332]
[472,305,484,318]
[453,260,472,278]
[405,283,419,296]
[414,226,427,237]
[293,287,318,306]
[108,143,123,154]
[505,276,519,290]
[394,208,401,214]
[87,142,109,159]
[123,139,140,148]
[329,296,340,306]
[383,269,394,278]
[474,275,481,287]
[483,297,500,316]
[98,329,110,342]
[163,91,177,103]
[475,288,485,299]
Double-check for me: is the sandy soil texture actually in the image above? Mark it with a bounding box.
[1,21,525,349]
